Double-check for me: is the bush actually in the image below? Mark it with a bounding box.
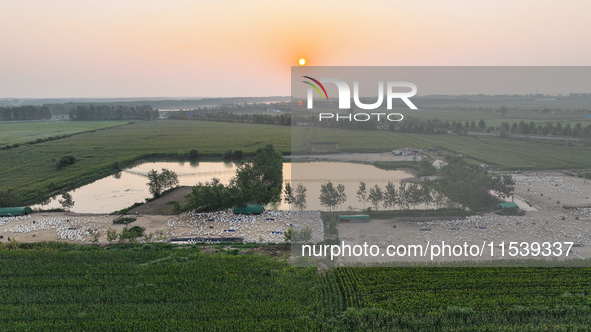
[232,150,244,159]
[223,149,233,159]
[189,149,199,159]
[55,155,76,170]
[292,226,312,243]
[113,217,137,224]
[167,200,182,214]
[128,226,145,238]
[119,226,145,243]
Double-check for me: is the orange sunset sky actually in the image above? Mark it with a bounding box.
[1,0,590,98]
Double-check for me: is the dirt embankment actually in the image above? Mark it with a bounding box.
[126,186,193,215]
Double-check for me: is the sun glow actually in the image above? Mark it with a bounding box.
[299,58,306,66]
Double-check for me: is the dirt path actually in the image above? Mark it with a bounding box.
[286,152,423,163]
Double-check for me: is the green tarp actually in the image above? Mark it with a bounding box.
[339,214,370,221]
[499,202,519,209]
[0,207,33,216]
[233,205,264,214]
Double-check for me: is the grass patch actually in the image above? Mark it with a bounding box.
[0,120,131,146]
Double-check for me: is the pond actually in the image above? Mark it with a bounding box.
[36,161,416,213]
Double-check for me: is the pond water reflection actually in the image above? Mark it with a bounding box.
[36,161,416,213]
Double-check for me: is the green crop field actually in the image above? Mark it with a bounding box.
[0,120,132,146]
[2,244,591,330]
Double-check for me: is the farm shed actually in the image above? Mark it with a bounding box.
[233,205,264,214]
[394,148,420,156]
[339,214,370,222]
[0,207,33,216]
[498,202,518,209]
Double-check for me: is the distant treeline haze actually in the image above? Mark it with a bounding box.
[0,106,51,121]
[69,105,158,121]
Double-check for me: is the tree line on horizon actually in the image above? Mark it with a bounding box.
[0,105,51,121]
[69,105,158,121]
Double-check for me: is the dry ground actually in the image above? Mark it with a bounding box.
[127,186,193,215]
[1,211,323,245]
[335,172,591,264]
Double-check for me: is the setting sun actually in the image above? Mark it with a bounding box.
[299,58,306,66]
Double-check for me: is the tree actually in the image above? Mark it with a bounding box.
[232,144,283,205]
[293,184,307,211]
[107,228,118,243]
[147,170,162,197]
[319,181,339,212]
[421,179,435,208]
[397,181,409,209]
[418,158,436,176]
[357,182,368,209]
[90,229,101,243]
[39,196,52,209]
[405,182,422,209]
[185,145,284,212]
[478,119,486,130]
[491,174,516,200]
[223,149,233,159]
[160,169,179,191]
[58,192,75,211]
[189,149,199,159]
[368,185,383,210]
[383,181,397,210]
[284,227,292,242]
[119,226,145,243]
[283,182,294,206]
[336,184,347,211]
[186,178,237,212]
[436,155,515,210]
[292,226,312,243]
[147,168,179,198]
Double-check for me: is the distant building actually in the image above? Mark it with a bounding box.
[393,148,420,156]
[481,164,493,172]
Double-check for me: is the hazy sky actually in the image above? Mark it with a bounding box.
[1,0,590,98]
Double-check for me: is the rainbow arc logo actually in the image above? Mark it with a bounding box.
[302,76,328,100]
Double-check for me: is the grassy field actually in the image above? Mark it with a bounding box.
[409,108,591,129]
[307,95,591,128]
[294,126,591,170]
[2,243,591,330]
[1,120,589,204]
[0,120,290,202]
[0,120,132,146]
